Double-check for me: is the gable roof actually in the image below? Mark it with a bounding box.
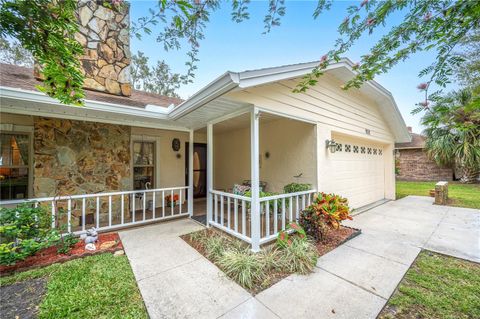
[1,60,412,143]
[170,58,411,143]
[0,63,183,108]
[395,133,426,149]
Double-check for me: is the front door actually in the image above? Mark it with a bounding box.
[185,143,207,198]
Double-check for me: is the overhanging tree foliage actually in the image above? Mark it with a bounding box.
[295,0,480,101]
[2,0,479,107]
[0,0,84,105]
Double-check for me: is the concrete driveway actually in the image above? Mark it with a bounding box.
[120,196,479,319]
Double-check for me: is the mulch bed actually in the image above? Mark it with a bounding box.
[0,233,124,275]
[181,229,290,295]
[316,226,361,256]
[0,277,47,319]
[182,226,361,295]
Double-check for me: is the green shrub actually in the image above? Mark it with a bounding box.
[283,183,312,193]
[55,233,79,255]
[299,192,353,242]
[218,249,264,289]
[258,245,284,271]
[204,235,227,262]
[0,204,60,265]
[244,190,281,211]
[281,237,318,274]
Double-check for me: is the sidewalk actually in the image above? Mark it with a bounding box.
[120,196,480,318]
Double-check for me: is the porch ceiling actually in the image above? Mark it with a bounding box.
[173,97,252,130]
[196,111,284,133]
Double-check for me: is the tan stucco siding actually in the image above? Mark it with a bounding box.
[227,74,395,143]
[226,74,397,206]
[213,118,316,193]
[131,127,206,189]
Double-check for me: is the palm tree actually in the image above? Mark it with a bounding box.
[422,88,480,183]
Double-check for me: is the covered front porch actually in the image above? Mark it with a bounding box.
[197,108,318,251]
[1,106,319,252]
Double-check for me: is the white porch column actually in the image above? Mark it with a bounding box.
[206,123,213,227]
[188,130,194,217]
[250,108,261,252]
[315,124,331,192]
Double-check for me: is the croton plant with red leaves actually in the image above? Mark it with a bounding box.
[299,192,353,242]
[276,222,306,248]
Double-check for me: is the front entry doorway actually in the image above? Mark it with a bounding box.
[185,143,207,198]
[186,142,207,225]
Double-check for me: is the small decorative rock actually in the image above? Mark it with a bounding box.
[85,243,96,251]
[100,240,117,250]
[81,227,99,244]
[113,250,125,257]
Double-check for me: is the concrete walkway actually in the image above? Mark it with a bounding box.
[120,196,479,319]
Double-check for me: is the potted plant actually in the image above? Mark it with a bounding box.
[165,194,179,207]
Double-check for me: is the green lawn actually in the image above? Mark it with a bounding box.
[0,254,148,319]
[379,251,480,319]
[396,180,480,209]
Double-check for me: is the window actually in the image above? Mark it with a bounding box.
[0,133,30,200]
[360,146,366,154]
[133,141,155,190]
[353,145,359,153]
[335,143,343,152]
[367,147,372,154]
[345,144,351,152]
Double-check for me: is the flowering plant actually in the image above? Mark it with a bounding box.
[165,194,179,205]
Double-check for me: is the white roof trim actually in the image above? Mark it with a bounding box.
[0,86,171,118]
[170,58,411,142]
[0,59,411,142]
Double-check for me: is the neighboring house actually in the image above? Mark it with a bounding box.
[395,127,453,181]
[0,2,410,250]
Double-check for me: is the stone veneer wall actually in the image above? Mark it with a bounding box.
[396,148,453,181]
[76,0,131,96]
[33,117,131,198]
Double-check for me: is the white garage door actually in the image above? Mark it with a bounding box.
[328,137,385,209]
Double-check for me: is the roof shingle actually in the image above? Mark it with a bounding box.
[395,133,425,149]
[0,63,183,108]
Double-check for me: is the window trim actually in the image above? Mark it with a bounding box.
[130,135,161,190]
[0,124,34,199]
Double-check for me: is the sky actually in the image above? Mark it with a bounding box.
[129,0,453,134]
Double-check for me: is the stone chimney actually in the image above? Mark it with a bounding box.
[35,0,131,96]
[407,126,412,133]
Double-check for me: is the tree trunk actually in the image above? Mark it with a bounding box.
[460,165,479,183]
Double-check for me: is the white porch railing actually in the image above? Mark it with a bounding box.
[208,189,317,248]
[209,190,252,243]
[258,190,316,245]
[0,187,189,234]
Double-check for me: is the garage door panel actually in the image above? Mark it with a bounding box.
[327,137,385,208]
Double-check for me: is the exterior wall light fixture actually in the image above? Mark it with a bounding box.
[326,139,337,153]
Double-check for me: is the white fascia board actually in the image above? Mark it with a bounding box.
[0,86,170,119]
[168,60,351,121]
[331,61,411,144]
[236,59,355,89]
[169,72,240,119]
[0,86,191,131]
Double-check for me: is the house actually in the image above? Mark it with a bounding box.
[395,127,453,181]
[0,2,410,250]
